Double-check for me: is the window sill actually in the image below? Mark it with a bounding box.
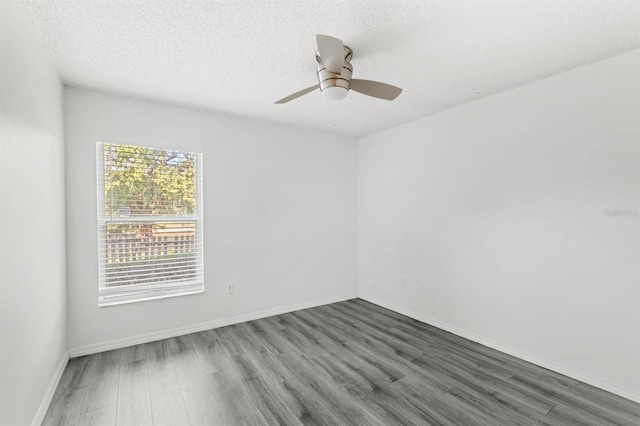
[99,287,204,307]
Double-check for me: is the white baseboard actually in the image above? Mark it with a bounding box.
[32,351,69,426]
[69,293,358,358]
[358,293,640,404]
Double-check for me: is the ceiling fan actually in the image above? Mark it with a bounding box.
[275,35,403,104]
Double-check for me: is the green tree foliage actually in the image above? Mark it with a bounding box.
[104,143,196,216]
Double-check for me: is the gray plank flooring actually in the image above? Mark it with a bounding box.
[42,299,640,425]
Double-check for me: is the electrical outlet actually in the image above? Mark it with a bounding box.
[226,283,234,294]
[401,277,407,288]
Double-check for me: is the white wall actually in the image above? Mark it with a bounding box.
[0,1,67,425]
[64,87,358,351]
[358,49,640,400]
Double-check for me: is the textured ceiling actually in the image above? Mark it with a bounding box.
[20,0,640,137]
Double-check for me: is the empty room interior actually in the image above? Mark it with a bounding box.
[1,0,639,425]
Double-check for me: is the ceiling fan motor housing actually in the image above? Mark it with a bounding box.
[317,61,353,93]
[316,45,353,99]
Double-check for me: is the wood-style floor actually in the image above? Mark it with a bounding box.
[43,299,639,425]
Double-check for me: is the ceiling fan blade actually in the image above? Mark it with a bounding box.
[316,34,345,74]
[350,79,403,101]
[274,85,319,104]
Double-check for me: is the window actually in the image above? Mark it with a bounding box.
[96,142,203,306]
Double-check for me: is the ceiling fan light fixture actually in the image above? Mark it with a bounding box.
[317,58,352,101]
[322,85,349,100]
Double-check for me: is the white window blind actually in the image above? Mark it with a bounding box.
[96,142,204,306]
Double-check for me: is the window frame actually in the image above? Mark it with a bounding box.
[96,141,204,307]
